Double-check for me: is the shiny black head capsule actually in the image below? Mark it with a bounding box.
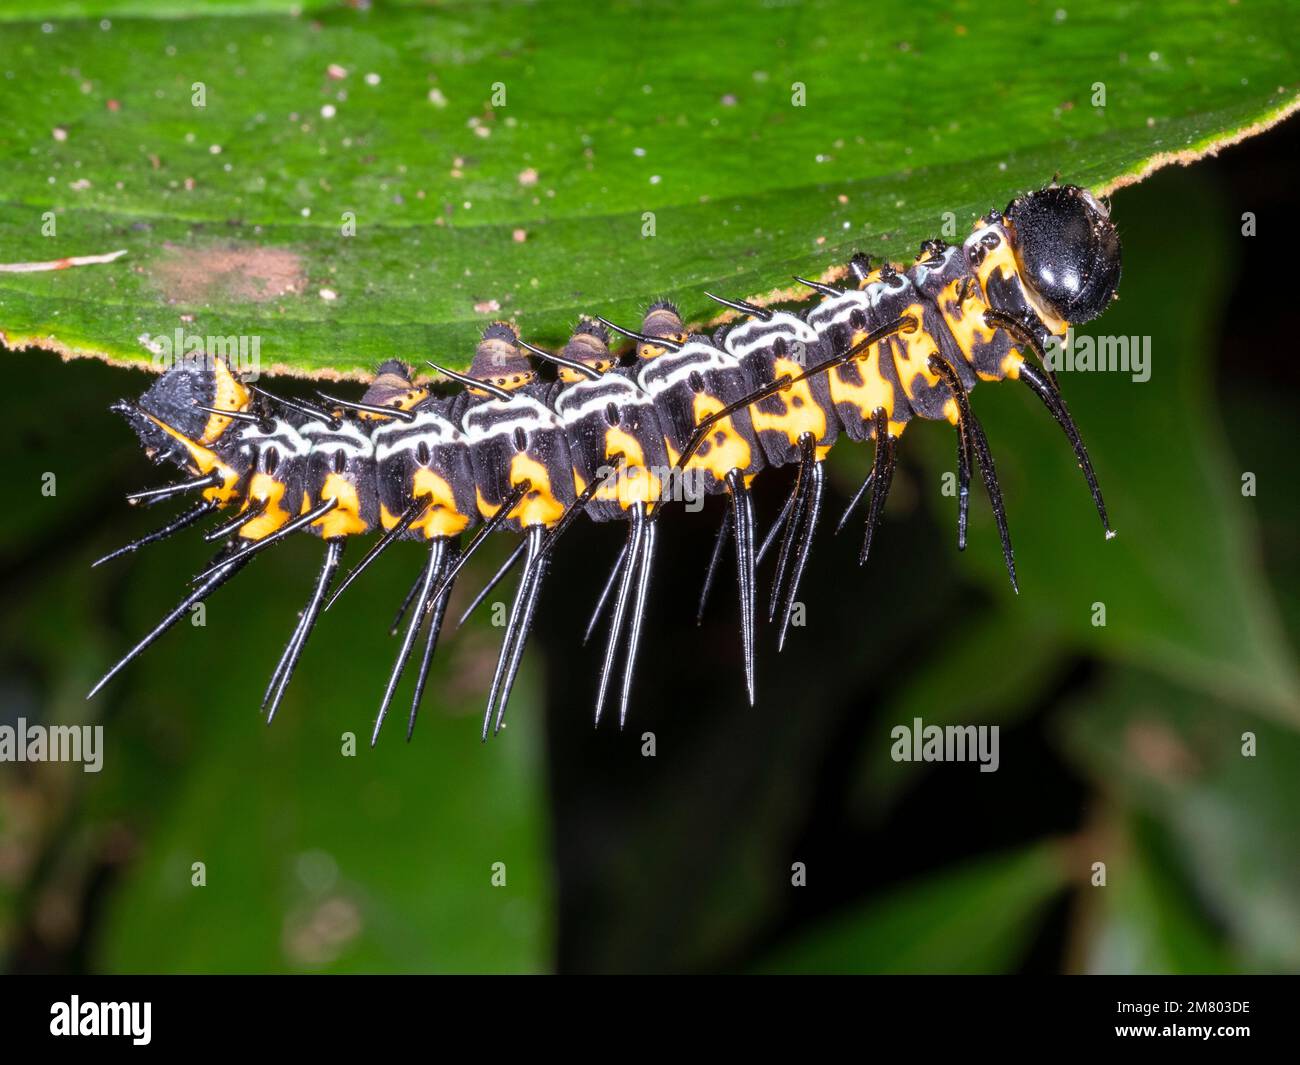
[1004,184,1121,324]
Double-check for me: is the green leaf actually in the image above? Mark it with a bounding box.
[1059,666,1300,973]
[755,841,1071,974]
[1,0,1297,375]
[1081,811,1234,975]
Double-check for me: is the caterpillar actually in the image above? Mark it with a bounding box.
[89,182,1122,741]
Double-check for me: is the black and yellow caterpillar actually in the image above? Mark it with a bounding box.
[90,183,1122,741]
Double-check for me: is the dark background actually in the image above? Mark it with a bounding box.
[2,121,1297,974]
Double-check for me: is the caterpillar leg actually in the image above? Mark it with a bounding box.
[980,313,1111,537]
[583,541,628,646]
[617,507,658,728]
[512,459,626,646]
[263,538,346,725]
[769,435,814,624]
[419,478,532,606]
[92,499,217,568]
[696,487,791,627]
[955,411,972,551]
[456,538,526,629]
[695,506,731,625]
[371,538,447,745]
[595,511,646,724]
[726,468,758,706]
[1017,362,1113,537]
[324,497,429,612]
[125,470,221,507]
[389,562,428,636]
[409,540,461,740]
[928,356,1017,592]
[834,471,874,536]
[757,487,798,565]
[86,549,251,700]
[484,524,548,740]
[202,498,268,543]
[983,308,1061,393]
[967,412,1018,593]
[190,497,338,585]
[774,436,824,652]
[860,409,898,567]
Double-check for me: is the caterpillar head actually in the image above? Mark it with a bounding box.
[112,355,250,469]
[1004,184,1121,324]
[470,322,535,391]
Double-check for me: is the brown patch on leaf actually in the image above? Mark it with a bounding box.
[150,242,306,305]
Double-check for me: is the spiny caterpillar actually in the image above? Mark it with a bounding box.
[90,183,1122,741]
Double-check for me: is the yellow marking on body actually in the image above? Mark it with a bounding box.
[943,397,960,425]
[888,301,947,398]
[465,373,535,399]
[199,360,251,444]
[358,387,431,421]
[684,392,754,481]
[826,342,907,437]
[311,472,370,538]
[748,355,828,448]
[239,473,290,540]
[636,334,687,361]
[974,240,1018,301]
[597,425,663,509]
[402,468,472,538]
[937,278,999,369]
[476,453,566,527]
[142,412,242,504]
[854,267,885,290]
[476,488,500,520]
[558,363,611,384]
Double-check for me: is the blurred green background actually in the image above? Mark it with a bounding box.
[2,14,1299,974]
